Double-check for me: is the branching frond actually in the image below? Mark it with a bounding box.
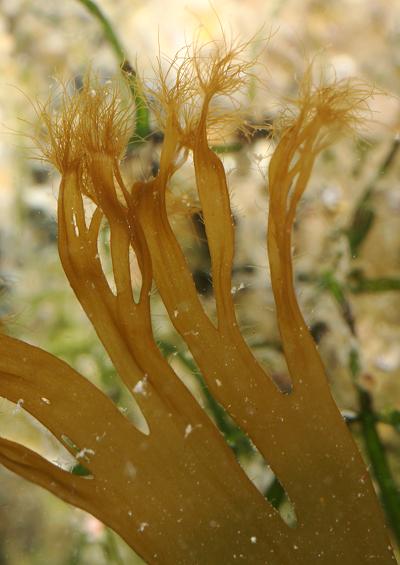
[1,37,394,565]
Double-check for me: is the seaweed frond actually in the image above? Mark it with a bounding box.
[37,76,134,172]
[0,41,395,565]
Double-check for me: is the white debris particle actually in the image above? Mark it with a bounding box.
[215,379,222,387]
[128,510,133,517]
[138,522,149,532]
[76,447,95,461]
[183,329,199,337]
[322,184,341,210]
[375,351,399,372]
[133,375,148,396]
[184,424,193,438]
[231,282,245,294]
[173,309,179,318]
[13,399,24,414]
[96,432,106,442]
[125,461,137,479]
[41,397,51,405]
[250,536,257,544]
[293,544,299,550]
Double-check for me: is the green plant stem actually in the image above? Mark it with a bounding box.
[211,142,243,154]
[76,0,150,143]
[102,529,124,565]
[349,271,400,293]
[324,273,400,546]
[358,388,400,543]
[320,271,356,335]
[64,532,86,565]
[377,410,400,432]
[77,0,125,62]
[347,137,400,257]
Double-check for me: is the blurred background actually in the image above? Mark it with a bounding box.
[0,0,400,563]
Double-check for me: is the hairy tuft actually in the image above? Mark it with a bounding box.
[275,67,373,149]
[36,76,134,174]
[145,37,258,147]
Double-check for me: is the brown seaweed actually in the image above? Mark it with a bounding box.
[0,42,394,564]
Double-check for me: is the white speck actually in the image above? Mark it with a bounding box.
[133,375,148,396]
[215,379,222,387]
[76,447,95,461]
[125,461,137,479]
[173,310,179,318]
[128,510,133,517]
[90,89,96,97]
[13,399,24,414]
[322,184,341,210]
[250,536,257,544]
[41,397,51,405]
[184,424,193,438]
[209,520,220,528]
[138,522,149,532]
[232,282,245,294]
[182,330,199,337]
[293,544,299,550]
[374,350,400,372]
[96,432,106,442]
